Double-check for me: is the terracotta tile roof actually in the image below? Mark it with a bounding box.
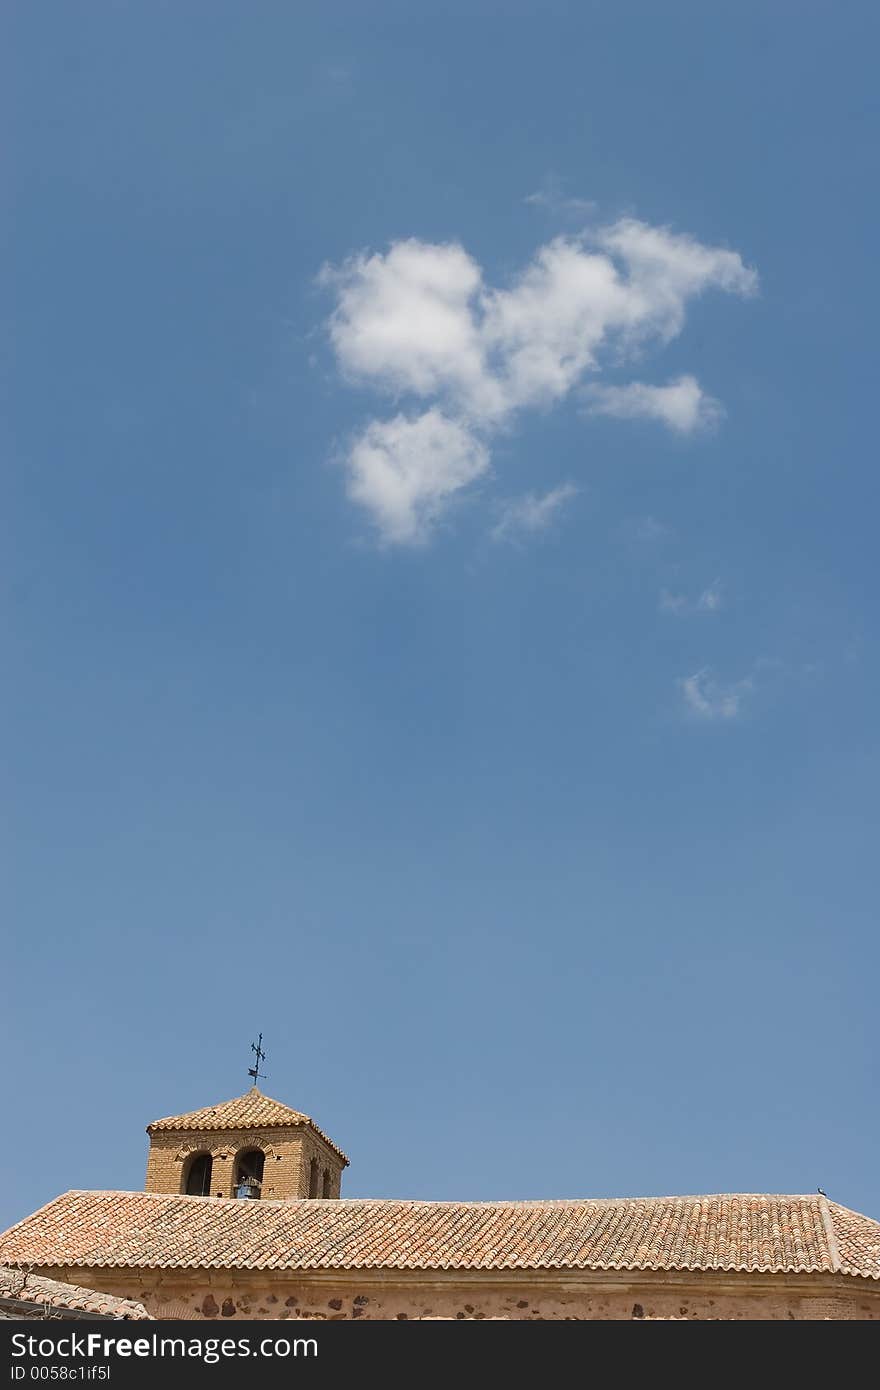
[147,1088,348,1164]
[0,1265,150,1319]
[825,1202,880,1279]
[1,1191,878,1281]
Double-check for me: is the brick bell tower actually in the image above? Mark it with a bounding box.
[144,1087,349,1202]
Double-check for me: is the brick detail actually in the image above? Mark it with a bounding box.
[145,1126,343,1201]
[799,1296,860,1319]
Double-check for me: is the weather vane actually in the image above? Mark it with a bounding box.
[248,1033,267,1086]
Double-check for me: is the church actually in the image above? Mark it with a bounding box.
[1,1083,878,1320]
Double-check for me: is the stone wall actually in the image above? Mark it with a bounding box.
[41,1267,880,1321]
[144,1126,343,1201]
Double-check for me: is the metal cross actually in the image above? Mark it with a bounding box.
[248,1033,267,1086]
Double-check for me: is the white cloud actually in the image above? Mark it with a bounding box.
[679,668,753,721]
[345,409,489,546]
[491,482,578,543]
[660,580,722,615]
[524,181,598,218]
[595,219,757,346]
[585,375,724,434]
[321,218,756,541]
[320,239,504,422]
[482,238,629,410]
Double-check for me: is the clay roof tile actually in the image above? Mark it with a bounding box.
[1,1191,878,1280]
[146,1088,348,1165]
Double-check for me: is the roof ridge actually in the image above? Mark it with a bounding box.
[817,1194,842,1274]
[55,1188,834,1208]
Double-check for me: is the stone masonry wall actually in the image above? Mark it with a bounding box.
[144,1126,344,1201]
[45,1267,880,1321]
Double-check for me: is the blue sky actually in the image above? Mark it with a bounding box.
[4,1,879,1232]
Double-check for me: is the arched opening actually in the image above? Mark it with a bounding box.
[234,1149,265,1199]
[183,1152,213,1197]
[322,1169,332,1199]
[308,1157,319,1198]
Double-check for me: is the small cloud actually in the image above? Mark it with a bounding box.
[491,482,578,544]
[660,580,722,615]
[524,177,598,219]
[585,375,724,434]
[679,667,753,721]
[345,409,490,545]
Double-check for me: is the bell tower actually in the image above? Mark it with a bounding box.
[144,1086,348,1201]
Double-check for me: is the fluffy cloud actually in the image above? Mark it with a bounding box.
[595,220,756,344]
[321,241,501,419]
[491,483,578,543]
[345,409,489,546]
[585,375,723,434]
[322,219,756,541]
[680,668,753,720]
